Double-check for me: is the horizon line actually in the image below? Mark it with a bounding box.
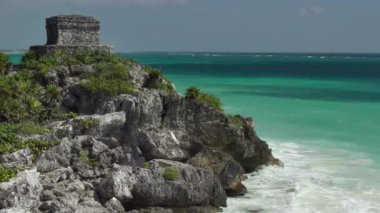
[2,49,380,55]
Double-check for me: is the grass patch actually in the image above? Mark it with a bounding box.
[163,167,180,181]
[0,166,18,183]
[143,161,151,169]
[20,50,123,74]
[0,123,56,156]
[229,115,244,127]
[79,150,99,166]
[79,118,99,130]
[185,87,223,112]
[0,140,58,156]
[80,62,135,96]
[60,112,78,120]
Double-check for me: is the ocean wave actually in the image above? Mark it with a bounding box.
[223,141,380,213]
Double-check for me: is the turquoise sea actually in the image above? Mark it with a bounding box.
[9,52,380,212]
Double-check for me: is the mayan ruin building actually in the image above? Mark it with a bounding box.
[30,15,113,56]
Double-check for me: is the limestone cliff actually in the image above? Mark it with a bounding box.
[0,55,280,212]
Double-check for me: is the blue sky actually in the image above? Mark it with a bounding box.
[0,0,379,53]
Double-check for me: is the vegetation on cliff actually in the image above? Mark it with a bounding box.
[80,62,135,96]
[0,49,277,212]
[0,123,55,156]
[185,86,223,112]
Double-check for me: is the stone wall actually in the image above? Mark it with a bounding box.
[46,15,100,45]
[30,44,114,56]
[30,15,113,56]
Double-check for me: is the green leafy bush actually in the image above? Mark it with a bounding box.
[185,87,200,99]
[0,71,45,122]
[185,87,223,112]
[80,62,135,96]
[163,167,180,181]
[143,67,175,93]
[0,166,18,182]
[0,52,11,74]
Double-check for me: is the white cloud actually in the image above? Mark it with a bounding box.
[299,5,326,17]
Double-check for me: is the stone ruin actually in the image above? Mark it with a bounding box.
[30,15,113,56]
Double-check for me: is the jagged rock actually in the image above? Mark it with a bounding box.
[76,197,108,213]
[187,148,246,196]
[36,138,75,173]
[105,197,126,213]
[0,169,42,210]
[128,64,149,89]
[130,159,226,208]
[96,160,226,210]
[50,112,126,139]
[44,71,60,85]
[0,149,34,168]
[97,166,134,204]
[126,206,221,213]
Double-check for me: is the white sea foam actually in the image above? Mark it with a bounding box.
[223,140,380,213]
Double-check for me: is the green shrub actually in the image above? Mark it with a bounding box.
[229,115,244,127]
[21,50,123,73]
[185,87,223,112]
[143,161,151,169]
[163,167,180,181]
[80,62,135,96]
[14,123,50,135]
[0,71,44,122]
[185,87,200,99]
[79,150,99,166]
[45,84,61,101]
[0,52,11,74]
[79,118,99,130]
[143,67,175,93]
[60,112,78,120]
[0,166,18,182]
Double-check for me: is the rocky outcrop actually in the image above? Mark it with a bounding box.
[1,31,280,212]
[97,160,226,211]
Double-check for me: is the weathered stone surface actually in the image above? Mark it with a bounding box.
[126,206,222,213]
[187,148,246,196]
[97,166,134,204]
[130,159,226,208]
[30,15,113,56]
[0,169,42,210]
[50,112,126,139]
[0,149,33,168]
[105,197,126,213]
[36,138,75,173]
[45,15,100,45]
